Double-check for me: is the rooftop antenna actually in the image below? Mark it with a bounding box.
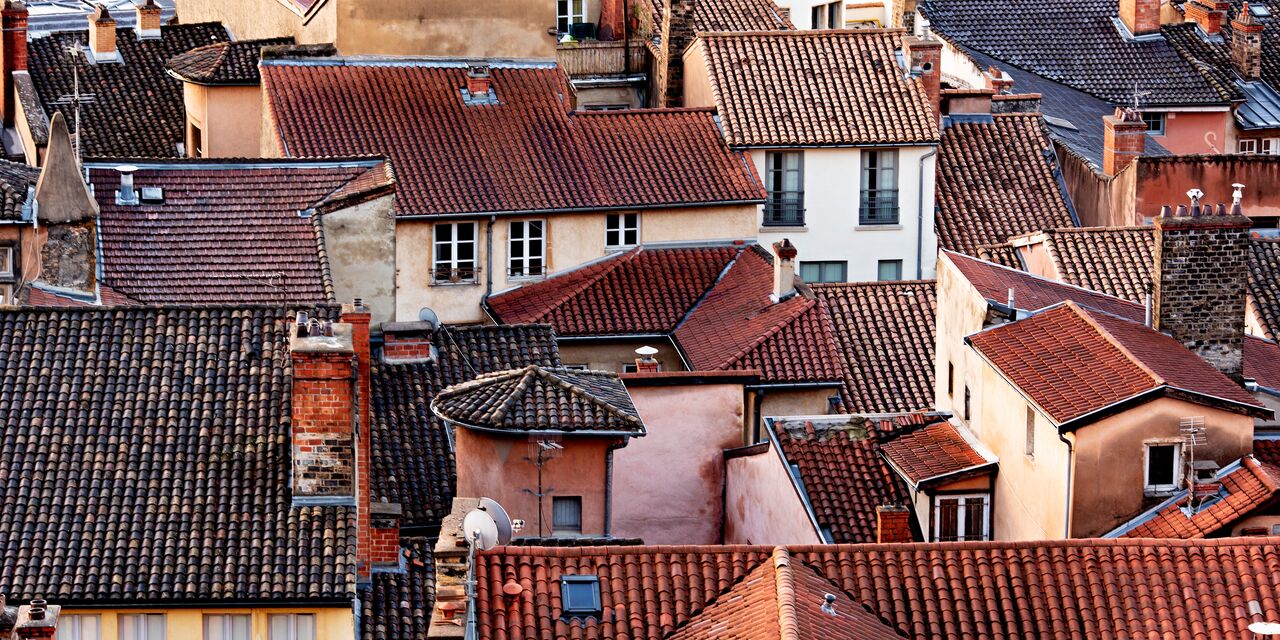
[522,435,563,536]
[1180,416,1208,512]
[50,41,97,163]
[1130,82,1151,113]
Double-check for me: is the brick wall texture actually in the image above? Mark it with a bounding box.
[290,350,356,497]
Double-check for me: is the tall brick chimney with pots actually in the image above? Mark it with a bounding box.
[1231,4,1264,81]
[1103,107,1146,177]
[599,0,626,41]
[876,505,913,543]
[1185,0,1230,35]
[87,5,116,62]
[1119,0,1160,35]
[135,0,161,39]
[903,34,943,122]
[1153,198,1250,381]
[1,1,26,128]
[341,300,374,581]
[289,313,356,501]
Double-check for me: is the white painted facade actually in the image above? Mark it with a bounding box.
[774,0,894,29]
[750,146,938,282]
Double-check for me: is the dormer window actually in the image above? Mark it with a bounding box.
[560,575,601,619]
[1144,441,1182,496]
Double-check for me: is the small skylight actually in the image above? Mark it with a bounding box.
[1251,3,1272,18]
[561,575,601,619]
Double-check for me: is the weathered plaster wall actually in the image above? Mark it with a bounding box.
[184,84,266,158]
[1153,110,1232,157]
[558,340,687,373]
[759,388,837,418]
[1134,155,1280,221]
[336,0,556,57]
[723,442,824,545]
[612,381,746,543]
[320,194,396,325]
[38,222,95,294]
[174,0,336,44]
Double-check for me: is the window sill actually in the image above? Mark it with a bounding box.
[760,226,808,233]
[430,280,480,287]
[507,274,547,283]
[606,244,639,252]
[855,224,904,231]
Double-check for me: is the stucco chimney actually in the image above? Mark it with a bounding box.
[134,0,161,38]
[1,1,28,128]
[1185,0,1230,35]
[771,239,798,302]
[1231,4,1264,81]
[1103,107,1146,177]
[1152,192,1250,381]
[1119,0,1161,35]
[903,34,943,122]
[87,4,117,62]
[876,505,913,543]
[983,65,1013,93]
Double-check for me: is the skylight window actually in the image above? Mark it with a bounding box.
[1250,3,1271,18]
[561,575,602,619]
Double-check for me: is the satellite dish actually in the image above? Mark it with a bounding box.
[462,509,499,551]
[479,497,514,545]
[1249,622,1280,635]
[418,307,440,331]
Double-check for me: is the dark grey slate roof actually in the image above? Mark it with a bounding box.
[432,366,644,435]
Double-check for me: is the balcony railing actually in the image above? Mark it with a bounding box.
[859,190,900,225]
[432,265,479,284]
[763,192,805,227]
[555,39,648,77]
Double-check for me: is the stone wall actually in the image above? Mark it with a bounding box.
[38,223,94,294]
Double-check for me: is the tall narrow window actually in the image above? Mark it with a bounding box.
[557,0,586,33]
[433,222,478,283]
[508,220,545,278]
[934,494,989,541]
[947,362,954,397]
[1025,405,1036,458]
[860,150,899,224]
[269,614,316,640]
[118,614,166,640]
[0,245,14,278]
[1144,443,1181,496]
[606,213,639,249]
[204,615,251,640]
[764,151,804,226]
[552,496,583,533]
[56,615,101,640]
[190,124,203,157]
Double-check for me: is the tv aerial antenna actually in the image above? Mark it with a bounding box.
[50,41,97,163]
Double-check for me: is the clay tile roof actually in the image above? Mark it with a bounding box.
[698,30,938,147]
[813,281,936,414]
[975,242,1022,268]
[165,37,293,84]
[666,548,903,640]
[675,247,845,383]
[370,325,560,527]
[1114,456,1280,538]
[0,159,38,221]
[880,421,994,487]
[487,245,742,335]
[649,0,793,33]
[89,160,393,305]
[935,114,1076,256]
[476,538,1280,640]
[0,305,355,603]
[771,414,947,543]
[967,301,1264,424]
[1249,238,1280,340]
[1256,436,1280,466]
[260,60,763,217]
[27,23,230,157]
[360,537,434,640]
[432,365,644,434]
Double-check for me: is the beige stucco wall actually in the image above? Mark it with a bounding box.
[394,219,485,324]
[760,388,838,418]
[183,83,267,158]
[908,473,993,541]
[933,253,990,416]
[175,0,337,44]
[1230,514,1280,536]
[612,382,747,543]
[723,443,824,545]
[57,608,352,640]
[1070,396,1254,537]
[320,194,396,325]
[559,340,687,373]
[681,40,716,108]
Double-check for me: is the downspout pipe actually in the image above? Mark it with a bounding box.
[916,147,937,280]
[1057,430,1074,538]
[604,438,628,536]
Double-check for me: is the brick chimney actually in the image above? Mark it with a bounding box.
[1,1,27,128]
[1103,107,1146,177]
[1185,0,1230,35]
[634,345,660,373]
[465,64,491,100]
[341,300,374,581]
[658,0,695,107]
[289,313,356,501]
[983,65,1014,93]
[771,239,798,302]
[87,4,116,62]
[1231,4,1264,81]
[430,497,481,638]
[1152,195,1250,381]
[599,0,626,41]
[14,599,60,640]
[381,321,437,364]
[370,502,403,570]
[1119,0,1161,35]
[903,34,943,122]
[134,0,161,38]
[876,505,913,543]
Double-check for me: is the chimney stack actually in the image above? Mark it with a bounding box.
[658,0,696,107]
[289,313,357,502]
[14,599,60,640]
[1103,107,1146,177]
[1231,4,1264,81]
[903,33,943,123]
[983,65,1014,93]
[465,64,491,100]
[1185,0,1230,35]
[771,239,798,302]
[1119,0,1161,35]
[134,0,161,38]
[875,505,913,543]
[381,321,438,364]
[598,0,627,41]
[114,164,138,205]
[1152,190,1250,381]
[634,345,660,373]
[341,300,374,581]
[87,5,117,62]
[1,1,28,128]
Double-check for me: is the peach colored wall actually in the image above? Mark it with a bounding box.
[723,443,824,545]
[933,253,990,417]
[1010,237,1058,280]
[186,84,266,158]
[909,474,993,541]
[760,388,838,418]
[453,427,616,536]
[1151,110,1231,156]
[681,40,715,108]
[1230,514,1280,536]
[1133,156,1280,221]
[611,382,746,543]
[1070,396,1254,537]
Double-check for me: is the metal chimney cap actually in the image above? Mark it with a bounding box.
[115,164,138,174]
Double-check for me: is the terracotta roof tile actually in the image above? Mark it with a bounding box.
[936,114,1076,255]
[261,61,763,216]
[699,30,938,147]
[1256,437,1280,466]
[360,538,433,640]
[433,366,644,434]
[165,37,293,84]
[0,160,38,221]
[880,421,993,486]
[813,281,936,414]
[28,23,230,157]
[1116,456,1280,538]
[967,301,1263,424]
[1249,239,1280,340]
[648,0,793,33]
[975,242,1023,268]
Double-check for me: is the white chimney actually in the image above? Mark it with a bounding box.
[115,164,138,205]
[771,239,798,302]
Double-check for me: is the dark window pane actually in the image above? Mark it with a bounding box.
[1148,445,1176,486]
[552,496,582,532]
[937,498,958,541]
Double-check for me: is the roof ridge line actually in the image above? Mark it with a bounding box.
[671,246,747,333]
[772,547,800,640]
[1244,455,1280,492]
[542,367,643,426]
[719,297,815,370]
[491,366,539,424]
[1067,301,1167,387]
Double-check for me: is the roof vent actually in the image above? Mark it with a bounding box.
[821,593,838,616]
[140,186,163,204]
[115,164,138,205]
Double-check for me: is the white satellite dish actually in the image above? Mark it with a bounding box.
[418,307,440,331]
[1249,622,1280,636]
[462,509,499,551]
[479,497,514,545]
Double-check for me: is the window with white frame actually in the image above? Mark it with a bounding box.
[933,493,989,541]
[0,284,13,306]
[1264,138,1280,155]
[204,615,251,640]
[1144,442,1182,496]
[433,222,478,283]
[557,0,586,33]
[55,615,101,640]
[508,220,545,278]
[118,614,166,640]
[860,149,899,225]
[810,0,841,28]
[1240,139,1259,154]
[606,213,639,249]
[0,245,15,278]
[268,614,316,640]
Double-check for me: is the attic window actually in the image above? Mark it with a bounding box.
[1251,3,1271,17]
[560,575,601,619]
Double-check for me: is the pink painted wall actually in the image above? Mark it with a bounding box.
[611,380,747,543]
[723,443,823,545]
[1153,110,1231,156]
